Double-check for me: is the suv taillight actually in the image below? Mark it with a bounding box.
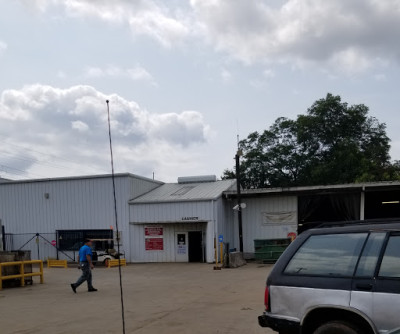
[264,285,270,312]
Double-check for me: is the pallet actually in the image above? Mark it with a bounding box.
[107,259,127,268]
[47,259,68,268]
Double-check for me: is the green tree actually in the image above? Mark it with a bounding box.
[223,93,398,188]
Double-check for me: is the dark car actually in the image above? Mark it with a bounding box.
[259,220,400,334]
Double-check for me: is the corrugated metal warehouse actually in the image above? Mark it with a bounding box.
[0,174,237,263]
[0,174,162,262]
[1,173,400,263]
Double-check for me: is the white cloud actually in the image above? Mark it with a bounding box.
[84,67,104,78]
[221,68,232,83]
[128,9,190,48]
[374,73,387,82]
[148,111,211,145]
[328,48,373,74]
[71,120,89,132]
[126,66,154,82]
[0,40,7,54]
[249,79,267,90]
[263,69,275,79]
[20,0,49,12]
[0,84,210,180]
[190,0,400,73]
[84,64,155,84]
[25,0,400,74]
[57,70,67,79]
[31,0,191,48]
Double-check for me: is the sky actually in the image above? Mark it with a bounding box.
[1,0,400,183]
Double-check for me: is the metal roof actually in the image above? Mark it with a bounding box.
[130,179,237,204]
[0,173,163,185]
[0,177,11,183]
[177,175,217,183]
[224,180,400,198]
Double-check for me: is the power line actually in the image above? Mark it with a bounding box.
[0,150,98,172]
[0,136,107,174]
[0,164,47,179]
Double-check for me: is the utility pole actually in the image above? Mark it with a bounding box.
[235,150,244,253]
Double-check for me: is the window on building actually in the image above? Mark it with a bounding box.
[57,229,113,251]
[171,186,195,196]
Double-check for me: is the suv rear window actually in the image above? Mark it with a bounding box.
[379,235,400,278]
[355,233,386,277]
[284,233,367,277]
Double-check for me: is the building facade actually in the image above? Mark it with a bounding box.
[128,176,236,263]
[2,173,400,262]
[0,174,237,263]
[0,174,162,262]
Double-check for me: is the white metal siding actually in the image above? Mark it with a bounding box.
[130,201,215,223]
[129,199,227,263]
[0,175,159,261]
[214,198,234,249]
[234,196,298,255]
[129,222,207,262]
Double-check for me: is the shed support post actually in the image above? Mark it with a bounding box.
[360,190,365,220]
[235,152,243,253]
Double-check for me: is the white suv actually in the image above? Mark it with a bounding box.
[259,221,400,334]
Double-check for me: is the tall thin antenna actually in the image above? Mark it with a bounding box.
[106,100,126,334]
[236,118,240,148]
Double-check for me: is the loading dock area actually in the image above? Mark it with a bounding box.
[0,263,273,334]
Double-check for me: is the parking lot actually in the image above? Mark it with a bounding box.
[0,262,274,334]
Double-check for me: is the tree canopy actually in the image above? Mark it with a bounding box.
[223,93,400,188]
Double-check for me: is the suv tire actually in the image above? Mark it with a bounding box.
[313,321,360,334]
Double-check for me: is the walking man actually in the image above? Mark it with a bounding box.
[71,238,97,293]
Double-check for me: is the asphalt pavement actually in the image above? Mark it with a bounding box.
[0,262,274,334]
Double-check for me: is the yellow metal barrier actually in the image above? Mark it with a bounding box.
[0,260,44,290]
[107,259,127,268]
[47,259,67,268]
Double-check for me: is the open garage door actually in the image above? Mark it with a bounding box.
[298,192,360,233]
[365,190,400,219]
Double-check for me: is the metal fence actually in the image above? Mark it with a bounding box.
[3,233,75,261]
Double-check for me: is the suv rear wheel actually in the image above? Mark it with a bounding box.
[313,321,360,334]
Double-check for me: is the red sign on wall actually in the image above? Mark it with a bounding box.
[145,226,163,236]
[145,238,164,251]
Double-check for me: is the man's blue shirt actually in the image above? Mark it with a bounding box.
[79,244,92,263]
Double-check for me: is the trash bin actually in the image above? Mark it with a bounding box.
[254,239,291,263]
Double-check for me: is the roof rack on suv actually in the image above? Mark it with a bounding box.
[316,217,400,229]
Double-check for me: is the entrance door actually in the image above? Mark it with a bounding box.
[189,231,203,262]
[175,232,188,262]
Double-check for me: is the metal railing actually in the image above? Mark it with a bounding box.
[0,260,44,290]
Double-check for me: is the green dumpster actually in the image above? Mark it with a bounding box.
[254,238,291,263]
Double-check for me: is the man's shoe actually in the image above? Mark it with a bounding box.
[88,288,98,292]
[70,284,76,293]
